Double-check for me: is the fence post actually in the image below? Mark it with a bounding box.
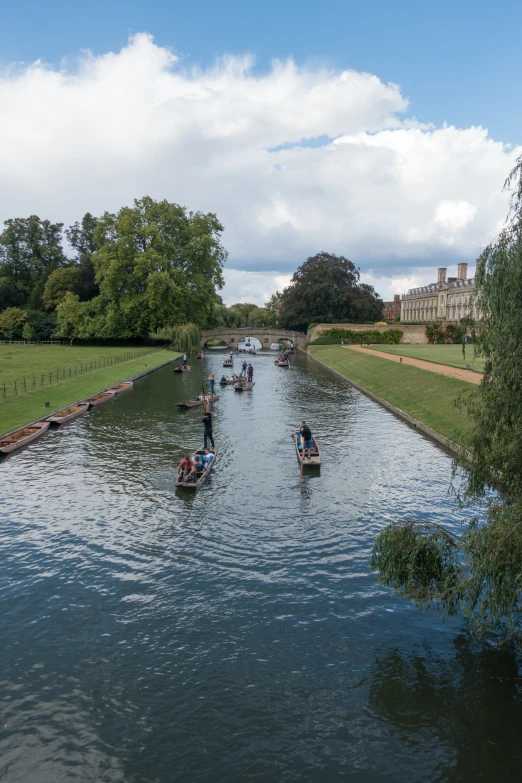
[14,380,17,395]
[49,372,52,384]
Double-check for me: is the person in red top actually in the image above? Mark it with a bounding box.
[178,455,195,482]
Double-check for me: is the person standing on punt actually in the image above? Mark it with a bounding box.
[202,400,215,450]
[183,353,187,363]
[208,373,215,395]
[296,420,313,461]
[241,360,248,377]
[247,364,253,384]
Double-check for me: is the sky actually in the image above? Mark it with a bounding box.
[0,0,521,305]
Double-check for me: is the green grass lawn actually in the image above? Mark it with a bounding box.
[309,345,474,445]
[0,345,179,436]
[366,343,485,372]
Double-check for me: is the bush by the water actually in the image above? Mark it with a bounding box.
[316,328,403,344]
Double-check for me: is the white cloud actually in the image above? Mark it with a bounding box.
[222,269,291,306]
[0,33,519,304]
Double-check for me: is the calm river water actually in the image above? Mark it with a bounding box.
[1,351,521,782]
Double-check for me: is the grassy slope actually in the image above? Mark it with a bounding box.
[309,345,473,444]
[0,349,178,436]
[0,344,156,385]
[366,343,485,372]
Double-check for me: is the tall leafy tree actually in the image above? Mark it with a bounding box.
[278,252,383,331]
[65,213,100,301]
[59,197,227,339]
[371,153,522,643]
[0,216,67,308]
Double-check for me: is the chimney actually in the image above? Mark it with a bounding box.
[437,267,447,284]
[394,294,400,302]
[457,263,468,280]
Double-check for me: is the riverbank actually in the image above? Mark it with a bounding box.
[0,348,180,436]
[308,344,473,447]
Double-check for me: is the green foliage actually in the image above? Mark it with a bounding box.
[264,292,282,327]
[307,322,318,332]
[318,328,403,344]
[86,197,226,338]
[0,307,28,339]
[426,321,468,344]
[22,322,32,340]
[310,336,342,344]
[26,310,58,341]
[43,267,79,310]
[151,323,201,353]
[278,252,383,331]
[0,216,67,308]
[372,152,522,644]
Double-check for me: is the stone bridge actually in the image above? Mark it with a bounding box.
[201,327,306,350]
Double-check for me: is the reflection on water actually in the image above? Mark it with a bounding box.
[0,351,520,782]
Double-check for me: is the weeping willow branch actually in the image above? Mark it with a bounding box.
[150,323,201,353]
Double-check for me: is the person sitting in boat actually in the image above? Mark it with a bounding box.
[194,455,205,474]
[202,448,215,465]
[221,375,227,383]
[178,455,195,482]
[296,421,313,460]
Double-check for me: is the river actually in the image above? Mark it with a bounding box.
[1,351,521,782]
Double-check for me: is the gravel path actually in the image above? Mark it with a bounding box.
[343,345,482,385]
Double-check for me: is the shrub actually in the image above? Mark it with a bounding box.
[317,328,403,344]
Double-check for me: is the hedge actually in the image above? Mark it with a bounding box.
[317,328,403,344]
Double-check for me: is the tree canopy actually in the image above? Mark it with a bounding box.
[0,197,233,340]
[371,152,522,644]
[277,252,383,331]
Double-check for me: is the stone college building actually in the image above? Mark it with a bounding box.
[400,263,480,323]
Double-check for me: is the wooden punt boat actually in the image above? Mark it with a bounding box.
[81,390,117,408]
[108,381,133,393]
[46,403,90,425]
[173,365,191,373]
[176,394,219,409]
[0,421,50,455]
[219,375,239,385]
[275,359,289,367]
[234,381,255,391]
[176,448,217,489]
[196,352,204,359]
[294,434,321,467]
[223,359,233,367]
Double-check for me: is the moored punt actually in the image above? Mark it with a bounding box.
[234,381,255,391]
[294,434,321,467]
[174,365,191,373]
[81,390,117,408]
[176,394,219,409]
[46,403,90,426]
[176,448,217,490]
[0,422,50,456]
[108,381,134,393]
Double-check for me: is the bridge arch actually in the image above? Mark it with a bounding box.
[201,327,306,351]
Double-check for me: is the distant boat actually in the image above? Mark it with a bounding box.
[108,381,134,393]
[234,381,255,391]
[220,375,239,385]
[275,359,289,367]
[81,391,117,407]
[176,395,219,409]
[173,365,191,373]
[196,352,204,359]
[223,359,233,367]
[176,449,217,490]
[294,433,321,467]
[0,422,50,455]
[46,403,90,425]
